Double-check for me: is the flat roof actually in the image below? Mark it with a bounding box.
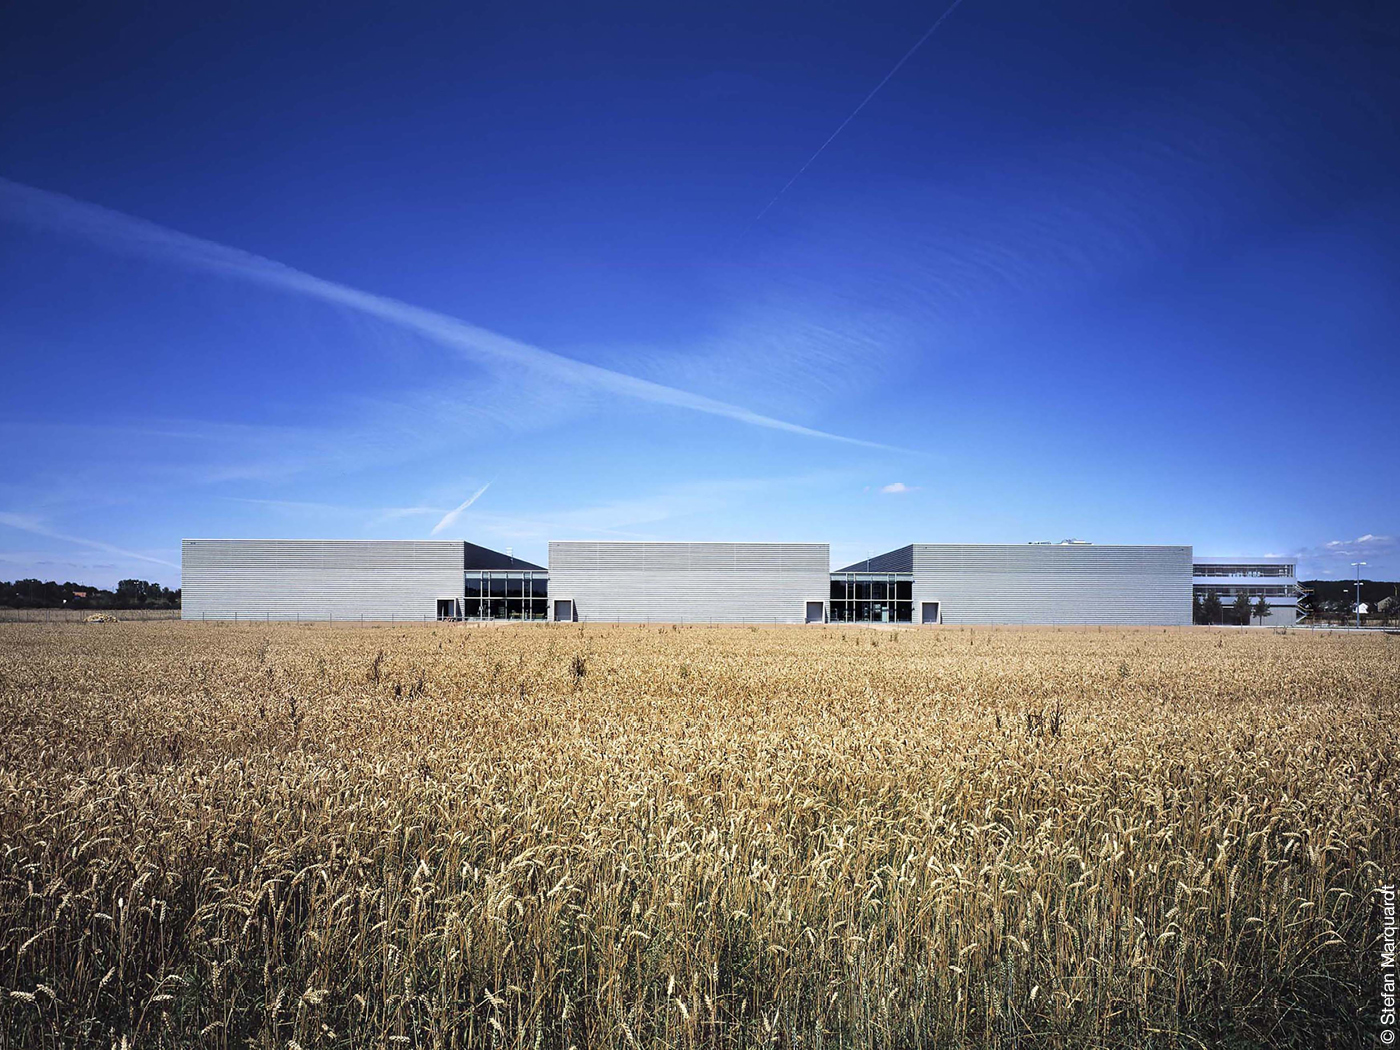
[1193,555,1295,565]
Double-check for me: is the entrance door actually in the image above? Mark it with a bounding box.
[436,599,456,621]
[554,599,574,622]
[921,601,940,624]
[805,601,825,623]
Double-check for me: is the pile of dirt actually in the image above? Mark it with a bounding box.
[83,613,120,623]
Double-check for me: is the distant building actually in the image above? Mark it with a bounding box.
[834,543,1193,625]
[548,541,830,624]
[182,539,546,622]
[181,538,1301,628]
[1191,556,1302,626]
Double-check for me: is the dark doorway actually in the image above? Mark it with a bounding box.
[921,601,940,624]
[436,599,457,621]
[805,601,825,623]
[554,599,574,622]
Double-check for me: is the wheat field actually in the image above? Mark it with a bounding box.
[0,623,1395,1049]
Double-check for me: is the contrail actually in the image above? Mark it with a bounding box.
[0,177,896,451]
[749,0,968,228]
[0,511,180,569]
[431,482,491,536]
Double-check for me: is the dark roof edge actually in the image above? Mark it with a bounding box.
[463,542,546,571]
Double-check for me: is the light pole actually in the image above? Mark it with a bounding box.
[1352,561,1366,628]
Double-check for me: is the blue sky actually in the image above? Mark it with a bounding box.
[1,0,1396,586]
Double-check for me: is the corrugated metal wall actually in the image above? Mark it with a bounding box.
[182,539,465,621]
[910,544,1192,625]
[548,541,830,623]
[1256,604,1301,627]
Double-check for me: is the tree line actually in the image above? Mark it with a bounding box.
[1301,579,1398,625]
[1193,591,1273,626]
[0,579,180,609]
[1193,581,1400,626]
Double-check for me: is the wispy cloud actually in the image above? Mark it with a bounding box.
[222,496,359,514]
[0,511,179,569]
[1294,533,1397,578]
[431,483,491,536]
[748,0,967,228]
[449,473,851,547]
[0,177,895,450]
[0,381,572,491]
[1322,533,1393,550]
[880,482,918,494]
[370,506,443,524]
[221,496,445,528]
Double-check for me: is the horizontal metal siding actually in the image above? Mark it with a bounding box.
[548,542,830,623]
[1256,603,1302,626]
[912,544,1192,625]
[182,539,464,621]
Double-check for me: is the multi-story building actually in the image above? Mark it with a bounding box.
[1191,556,1303,626]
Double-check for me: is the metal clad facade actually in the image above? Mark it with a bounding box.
[548,541,830,623]
[910,544,1192,625]
[182,539,464,621]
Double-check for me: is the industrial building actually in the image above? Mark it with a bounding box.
[548,541,830,624]
[181,539,545,622]
[181,537,1291,627]
[835,543,1193,625]
[1191,556,1303,626]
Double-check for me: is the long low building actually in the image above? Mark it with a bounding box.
[181,537,1214,626]
[182,539,545,622]
[835,543,1194,625]
[548,541,830,624]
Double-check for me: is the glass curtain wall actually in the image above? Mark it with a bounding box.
[829,573,913,623]
[1193,564,1295,578]
[462,571,549,620]
[1191,584,1293,599]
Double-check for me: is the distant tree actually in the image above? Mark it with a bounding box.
[1202,591,1223,625]
[1378,595,1396,625]
[0,579,183,609]
[113,579,180,607]
[1193,592,1207,625]
[1230,592,1252,625]
[115,579,148,606]
[1252,595,1271,626]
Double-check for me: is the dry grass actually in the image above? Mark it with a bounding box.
[0,623,1395,1049]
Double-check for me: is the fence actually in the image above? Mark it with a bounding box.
[0,608,182,623]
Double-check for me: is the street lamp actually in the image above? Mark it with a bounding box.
[1352,561,1367,628]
